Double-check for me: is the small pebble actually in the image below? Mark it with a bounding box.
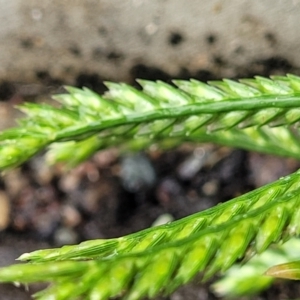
[30,156,54,185]
[0,191,10,230]
[202,179,219,196]
[156,177,183,207]
[54,227,78,246]
[2,169,29,197]
[249,153,299,186]
[120,153,156,192]
[93,148,118,168]
[151,213,174,227]
[177,147,208,180]
[61,205,82,227]
[59,171,81,192]
[32,204,61,239]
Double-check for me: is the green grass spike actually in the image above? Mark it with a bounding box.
[2,75,300,168]
[0,170,300,299]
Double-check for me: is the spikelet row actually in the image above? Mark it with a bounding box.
[2,75,300,168]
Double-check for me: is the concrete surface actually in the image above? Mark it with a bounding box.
[0,0,300,84]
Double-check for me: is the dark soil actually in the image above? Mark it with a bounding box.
[1,61,300,300]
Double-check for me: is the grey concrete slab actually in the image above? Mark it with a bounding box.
[0,0,299,83]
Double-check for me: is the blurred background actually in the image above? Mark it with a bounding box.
[1,1,300,299]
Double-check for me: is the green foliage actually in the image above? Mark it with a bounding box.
[2,74,300,169]
[1,75,300,299]
[212,238,300,297]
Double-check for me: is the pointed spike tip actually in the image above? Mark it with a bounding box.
[265,261,300,280]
